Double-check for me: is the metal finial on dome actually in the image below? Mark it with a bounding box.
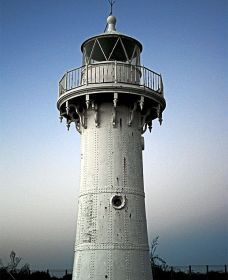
[103,0,116,32]
[106,15,116,32]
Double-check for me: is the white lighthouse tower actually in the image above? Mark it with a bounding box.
[57,11,166,280]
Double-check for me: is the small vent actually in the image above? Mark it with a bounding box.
[111,195,126,210]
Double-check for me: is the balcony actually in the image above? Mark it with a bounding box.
[59,61,163,97]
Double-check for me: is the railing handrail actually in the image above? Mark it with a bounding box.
[59,61,163,96]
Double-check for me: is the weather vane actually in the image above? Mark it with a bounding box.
[108,0,116,15]
[104,0,116,32]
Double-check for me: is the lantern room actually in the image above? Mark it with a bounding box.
[81,15,142,66]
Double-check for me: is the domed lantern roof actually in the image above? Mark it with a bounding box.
[81,15,142,65]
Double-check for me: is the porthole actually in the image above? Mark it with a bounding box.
[111,195,125,210]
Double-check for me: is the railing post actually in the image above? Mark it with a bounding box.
[86,64,88,85]
[170,266,173,280]
[160,74,164,94]
[65,71,68,91]
[147,69,149,89]
[152,71,154,90]
[65,269,68,275]
[114,60,117,83]
[189,265,192,276]
[206,265,209,280]
[71,70,73,89]
[141,65,144,86]
[59,82,61,96]
[134,64,136,83]
[225,265,227,275]
[130,64,133,84]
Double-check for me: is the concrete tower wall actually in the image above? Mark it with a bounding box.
[72,102,152,280]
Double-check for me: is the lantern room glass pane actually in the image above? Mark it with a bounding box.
[83,40,95,63]
[90,40,106,63]
[98,37,118,60]
[130,47,140,65]
[109,39,127,62]
[83,36,141,65]
[122,38,136,60]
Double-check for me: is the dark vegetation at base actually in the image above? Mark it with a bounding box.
[152,266,228,280]
[0,269,72,280]
[0,268,227,280]
[1,247,227,279]
[150,237,227,279]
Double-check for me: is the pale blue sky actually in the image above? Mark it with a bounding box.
[0,0,227,270]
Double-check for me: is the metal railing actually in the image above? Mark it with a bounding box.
[4,265,226,279]
[152,265,228,280]
[27,265,227,279]
[59,61,163,96]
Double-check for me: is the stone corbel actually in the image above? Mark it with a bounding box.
[86,94,90,109]
[112,92,118,127]
[94,103,99,127]
[75,106,87,129]
[148,121,152,132]
[66,104,87,130]
[141,123,147,134]
[66,119,71,131]
[112,107,117,127]
[75,121,81,134]
[139,96,144,111]
[140,108,151,133]
[159,113,163,125]
[128,101,138,126]
[66,100,69,115]
[67,108,81,133]
[91,101,95,110]
[59,111,64,123]
[113,92,118,108]
[157,104,163,125]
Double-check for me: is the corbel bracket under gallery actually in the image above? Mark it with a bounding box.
[157,104,163,125]
[93,102,99,127]
[128,101,138,126]
[64,102,87,131]
[86,94,90,109]
[112,92,118,127]
[140,108,151,134]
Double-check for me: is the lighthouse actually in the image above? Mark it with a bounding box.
[57,12,166,280]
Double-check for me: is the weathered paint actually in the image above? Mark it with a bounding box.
[72,103,152,280]
[57,15,166,280]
